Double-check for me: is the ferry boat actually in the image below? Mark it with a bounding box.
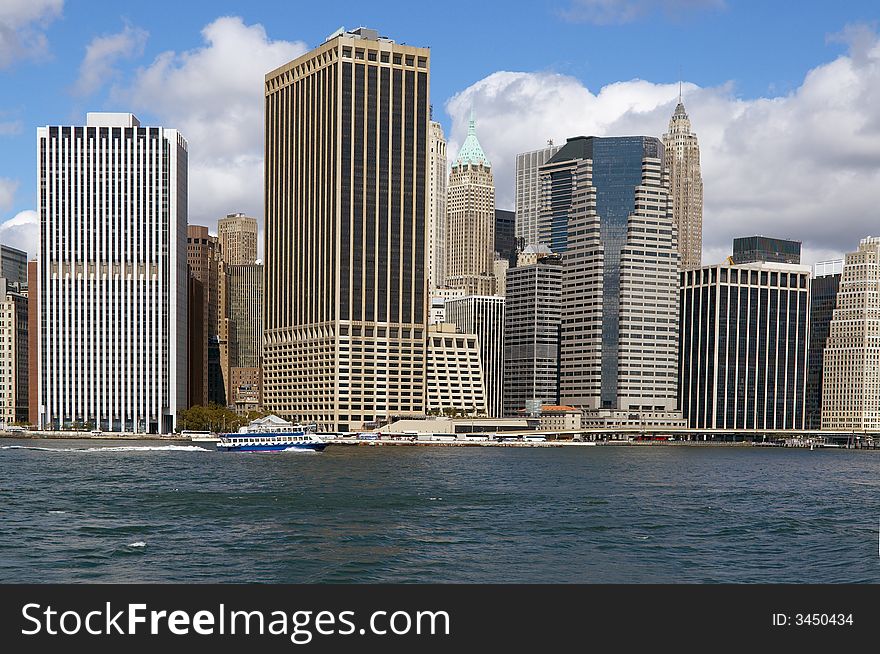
[216,415,328,453]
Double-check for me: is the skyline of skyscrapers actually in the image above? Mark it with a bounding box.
[12,23,878,441]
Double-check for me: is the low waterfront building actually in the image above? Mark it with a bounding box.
[679,261,811,430]
[379,416,540,436]
[426,323,487,417]
[538,405,581,431]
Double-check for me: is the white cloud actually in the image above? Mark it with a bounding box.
[0,209,38,257]
[74,23,148,96]
[115,16,308,247]
[0,178,18,212]
[0,0,63,68]
[445,25,880,266]
[562,0,725,24]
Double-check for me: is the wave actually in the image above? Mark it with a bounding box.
[127,542,147,548]
[0,445,209,453]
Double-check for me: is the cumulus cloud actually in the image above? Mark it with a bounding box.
[562,0,725,25]
[446,25,880,266]
[0,209,38,257]
[74,23,148,96]
[0,178,18,212]
[0,0,63,68]
[115,16,308,247]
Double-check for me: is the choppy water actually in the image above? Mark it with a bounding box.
[0,440,877,583]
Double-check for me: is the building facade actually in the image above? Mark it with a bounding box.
[445,116,496,296]
[37,113,187,433]
[494,209,516,267]
[546,137,681,422]
[806,261,842,430]
[680,262,811,430]
[822,238,880,431]
[515,144,560,247]
[264,27,429,431]
[224,263,263,412]
[426,323,487,416]
[445,295,505,418]
[217,213,259,266]
[732,236,801,265]
[0,278,28,426]
[186,225,221,406]
[503,249,563,417]
[428,120,447,293]
[0,245,28,287]
[662,99,703,270]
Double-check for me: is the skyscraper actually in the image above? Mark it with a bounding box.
[224,262,263,413]
[37,113,187,434]
[0,277,28,425]
[218,213,259,266]
[264,27,429,431]
[822,238,880,431]
[428,120,447,292]
[732,236,801,265]
[186,225,221,406]
[445,116,496,296]
[806,260,842,430]
[546,137,682,425]
[0,245,27,287]
[494,209,516,267]
[662,97,703,270]
[503,247,562,416]
[679,261,811,430]
[515,143,560,248]
[445,295,505,418]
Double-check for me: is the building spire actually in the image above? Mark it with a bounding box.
[455,109,491,168]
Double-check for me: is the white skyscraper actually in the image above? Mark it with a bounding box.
[515,143,560,248]
[37,113,188,434]
[428,120,447,292]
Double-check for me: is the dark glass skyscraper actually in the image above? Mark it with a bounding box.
[807,263,841,429]
[679,262,811,430]
[733,236,801,265]
[264,28,429,431]
[494,209,516,267]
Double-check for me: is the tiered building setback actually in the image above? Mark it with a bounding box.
[662,98,703,271]
[822,238,880,431]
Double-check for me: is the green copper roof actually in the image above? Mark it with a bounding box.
[455,113,491,168]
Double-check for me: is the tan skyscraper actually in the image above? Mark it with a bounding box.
[822,237,880,431]
[264,27,430,431]
[662,96,703,270]
[218,213,258,265]
[428,120,447,292]
[187,225,223,405]
[445,116,495,296]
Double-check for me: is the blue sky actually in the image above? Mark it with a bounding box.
[1,0,879,262]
